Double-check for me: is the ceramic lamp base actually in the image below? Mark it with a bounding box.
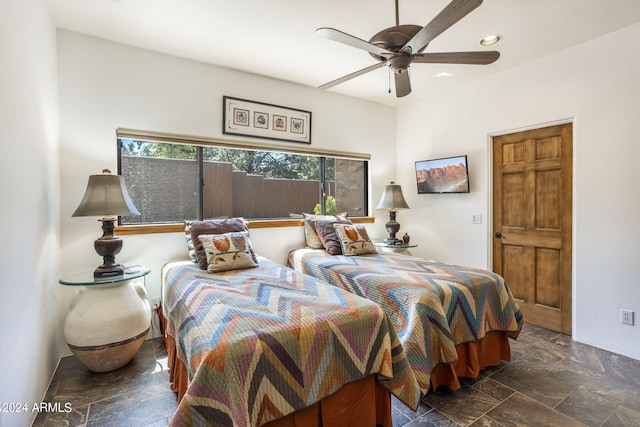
[384,210,402,245]
[94,219,124,278]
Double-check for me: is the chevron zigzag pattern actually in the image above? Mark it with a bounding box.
[288,249,523,393]
[162,259,420,426]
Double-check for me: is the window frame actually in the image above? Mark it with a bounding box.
[115,128,373,235]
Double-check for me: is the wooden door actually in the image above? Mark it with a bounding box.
[492,124,572,334]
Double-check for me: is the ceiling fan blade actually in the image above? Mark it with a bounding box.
[413,51,500,64]
[316,27,394,57]
[401,0,483,54]
[319,62,387,90]
[394,70,411,97]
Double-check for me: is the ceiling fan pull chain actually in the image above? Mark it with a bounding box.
[388,67,392,94]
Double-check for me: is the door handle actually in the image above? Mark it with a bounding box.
[495,232,503,239]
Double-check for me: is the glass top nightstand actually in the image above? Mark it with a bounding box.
[373,242,417,249]
[374,242,417,255]
[59,267,150,286]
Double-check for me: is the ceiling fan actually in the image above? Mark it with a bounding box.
[316,0,499,97]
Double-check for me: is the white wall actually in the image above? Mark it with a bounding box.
[396,24,640,360]
[0,1,60,426]
[57,31,397,352]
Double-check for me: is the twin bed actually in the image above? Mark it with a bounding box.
[161,258,419,426]
[160,217,523,426]
[288,248,523,393]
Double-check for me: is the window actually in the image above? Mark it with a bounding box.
[117,130,369,226]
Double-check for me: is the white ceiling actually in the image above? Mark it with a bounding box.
[46,0,640,107]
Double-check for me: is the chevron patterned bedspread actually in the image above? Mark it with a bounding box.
[162,259,420,426]
[288,249,523,393]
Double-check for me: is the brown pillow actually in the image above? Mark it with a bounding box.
[314,218,353,255]
[302,212,348,248]
[190,218,248,269]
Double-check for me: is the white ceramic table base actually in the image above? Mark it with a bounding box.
[64,276,151,372]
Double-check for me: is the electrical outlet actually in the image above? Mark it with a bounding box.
[621,309,634,325]
[472,214,482,224]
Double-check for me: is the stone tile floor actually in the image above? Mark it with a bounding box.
[34,323,640,426]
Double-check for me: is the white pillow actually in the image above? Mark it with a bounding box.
[199,231,258,273]
[333,224,377,256]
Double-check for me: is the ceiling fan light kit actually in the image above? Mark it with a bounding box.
[316,0,500,97]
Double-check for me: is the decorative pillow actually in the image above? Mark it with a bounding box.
[333,224,377,256]
[199,231,258,273]
[190,218,249,269]
[314,218,353,255]
[184,221,197,263]
[302,212,348,249]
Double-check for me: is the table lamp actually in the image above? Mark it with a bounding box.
[376,181,410,245]
[72,169,140,277]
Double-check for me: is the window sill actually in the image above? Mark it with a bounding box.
[115,217,375,236]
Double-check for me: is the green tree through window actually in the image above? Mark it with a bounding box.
[118,139,365,224]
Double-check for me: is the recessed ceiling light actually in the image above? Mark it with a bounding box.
[436,72,452,77]
[480,34,502,46]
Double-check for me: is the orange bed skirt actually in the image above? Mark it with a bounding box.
[431,331,511,391]
[159,307,510,426]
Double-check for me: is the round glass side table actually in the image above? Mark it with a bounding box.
[374,242,417,255]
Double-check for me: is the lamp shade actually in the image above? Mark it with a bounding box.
[376,182,410,211]
[72,171,140,217]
